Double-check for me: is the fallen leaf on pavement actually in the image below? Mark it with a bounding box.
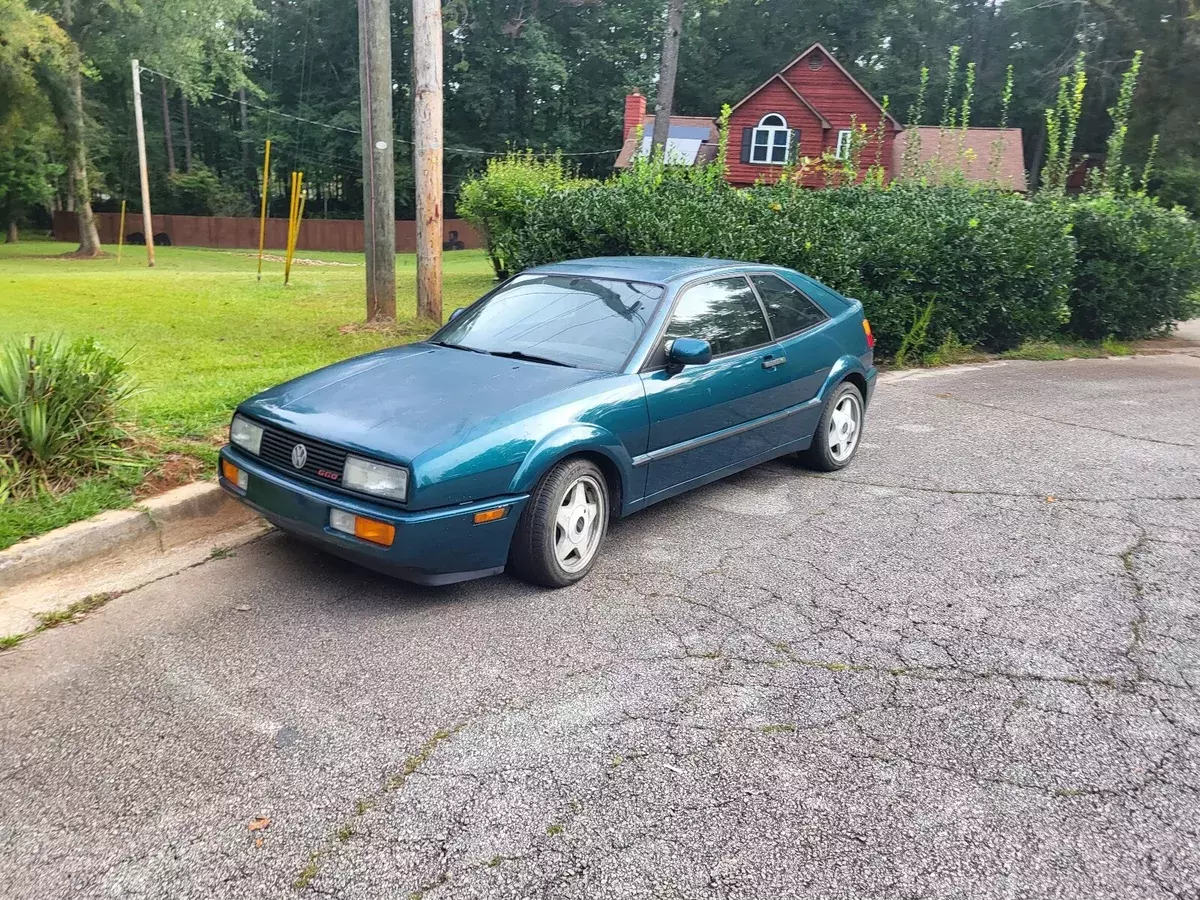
[234,605,251,612]
[247,816,271,831]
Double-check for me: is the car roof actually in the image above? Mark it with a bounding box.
[522,256,768,285]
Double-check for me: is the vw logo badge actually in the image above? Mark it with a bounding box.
[290,443,308,469]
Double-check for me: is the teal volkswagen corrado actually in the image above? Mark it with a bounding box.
[219,257,876,587]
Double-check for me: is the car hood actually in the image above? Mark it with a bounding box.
[238,343,605,464]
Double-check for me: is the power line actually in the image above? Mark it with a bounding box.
[139,65,622,158]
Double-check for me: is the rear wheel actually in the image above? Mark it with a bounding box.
[798,382,865,472]
[508,458,609,588]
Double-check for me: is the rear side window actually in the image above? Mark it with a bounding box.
[750,273,829,338]
[665,277,772,357]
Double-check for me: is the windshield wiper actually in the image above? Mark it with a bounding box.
[428,340,488,354]
[487,350,576,368]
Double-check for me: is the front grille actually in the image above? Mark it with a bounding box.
[258,423,349,488]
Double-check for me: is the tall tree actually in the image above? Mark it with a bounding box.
[651,0,685,153]
[0,0,67,242]
[56,0,101,255]
[160,80,175,174]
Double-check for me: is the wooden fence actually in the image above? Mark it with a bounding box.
[52,211,482,254]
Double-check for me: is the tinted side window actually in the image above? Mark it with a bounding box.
[750,273,829,337]
[665,277,772,357]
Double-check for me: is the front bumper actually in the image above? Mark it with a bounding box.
[218,445,528,585]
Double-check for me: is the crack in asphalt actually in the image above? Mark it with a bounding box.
[937,393,1199,448]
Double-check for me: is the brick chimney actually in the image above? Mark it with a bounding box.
[623,92,647,139]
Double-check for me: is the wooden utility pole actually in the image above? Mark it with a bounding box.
[651,0,686,154]
[131,59,156,267]
[412,0,443,322]
[357,0,396,321]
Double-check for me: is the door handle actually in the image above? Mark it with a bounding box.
[762,355,787,370]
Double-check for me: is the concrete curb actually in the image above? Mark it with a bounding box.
[0,482,260,594]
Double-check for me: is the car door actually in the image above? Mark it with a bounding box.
[748,272,837,444]
[639,275,791,499]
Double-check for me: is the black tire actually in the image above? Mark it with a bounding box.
[798,382,866,472]
[508,458,609,588]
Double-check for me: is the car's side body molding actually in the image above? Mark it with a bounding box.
[631,396,822,467]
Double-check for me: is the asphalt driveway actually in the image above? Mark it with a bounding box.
[2,353,1199,899]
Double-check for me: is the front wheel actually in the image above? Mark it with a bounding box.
[798,382,865,472]
[508,458,609,588]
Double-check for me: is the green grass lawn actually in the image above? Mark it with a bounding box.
[0,238,496,547]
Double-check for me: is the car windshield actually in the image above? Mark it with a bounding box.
[430,274,664,371]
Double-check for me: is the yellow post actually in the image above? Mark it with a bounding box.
[283,171,296,284]
[116,200,127,263]
[256,139,272,281]
[285,171,304,285]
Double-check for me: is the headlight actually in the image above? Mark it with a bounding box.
[343,455,408,502]
[230,414,264,455]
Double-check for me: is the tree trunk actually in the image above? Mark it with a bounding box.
[59,0,101,256]
[160,80,176,174]
[65,168,75,212]
[1029,122,1047,191]
[181,93,193,171]
[239,86,251,174]
[6,221,18,244]
[651,0,686,153]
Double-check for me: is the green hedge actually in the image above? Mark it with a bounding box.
[465,161,1200,355]
[1067,193,1200,339]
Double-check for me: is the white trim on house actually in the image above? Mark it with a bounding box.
[752,113,791,164]
[834,129,853,160]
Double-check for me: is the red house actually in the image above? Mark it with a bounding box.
[616,42,1026,191]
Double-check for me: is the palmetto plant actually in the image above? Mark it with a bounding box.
[0,336,137,499]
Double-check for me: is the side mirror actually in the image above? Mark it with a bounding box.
[666,337,712,368]
[448,307,466,322]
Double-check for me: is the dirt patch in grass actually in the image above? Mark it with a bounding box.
[338,320,436,336]
[134,453,209,499]
[246,253,358,267]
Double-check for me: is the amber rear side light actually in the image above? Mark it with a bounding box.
[862,319,875,349]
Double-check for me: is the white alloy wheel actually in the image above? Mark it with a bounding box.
[553,474,606,574]
[827,392,862,463]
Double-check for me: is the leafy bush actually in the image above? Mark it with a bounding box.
[168,163,252,217]
[1150,158,1200,218]
[482,151,1200,355]
[1067,193,1200,339]
[0,336,137,499]
[457,151,579,278]
[505,167,1074,354]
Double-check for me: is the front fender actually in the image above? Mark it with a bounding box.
[508,423,638,508]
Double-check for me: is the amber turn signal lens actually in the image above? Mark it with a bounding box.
[473,506,509,525]
[353,517,396,547]
[862,318,875,349]
[221,459,248,490]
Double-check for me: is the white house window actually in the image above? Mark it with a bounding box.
[751,114,791,164]
[835,129,853,160]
